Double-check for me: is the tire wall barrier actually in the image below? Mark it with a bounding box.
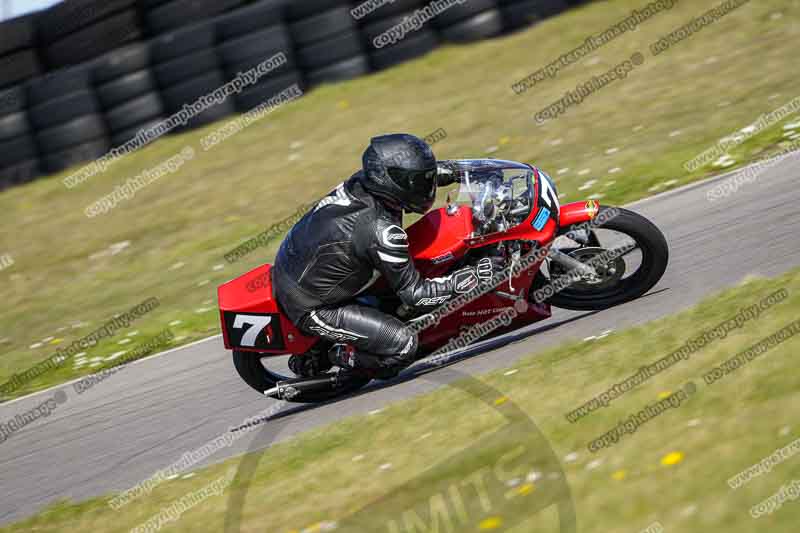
[0,0,576,189]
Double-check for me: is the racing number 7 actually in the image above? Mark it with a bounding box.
[233,314,272,347]
[538,170,560,213]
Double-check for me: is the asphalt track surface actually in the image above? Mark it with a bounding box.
[1,157,799,525]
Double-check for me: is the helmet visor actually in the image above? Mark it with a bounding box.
[387,166,438,213]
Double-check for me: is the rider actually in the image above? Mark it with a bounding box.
[272,133,498,380]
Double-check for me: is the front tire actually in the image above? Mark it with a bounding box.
[546,207,668,311]
[232,350,370,403]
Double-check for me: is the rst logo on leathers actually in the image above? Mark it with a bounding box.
[308,327,359,342]
[454,271,479,294]
[381,225,408,248]
[416,295,451,306]
[224,312,285,350]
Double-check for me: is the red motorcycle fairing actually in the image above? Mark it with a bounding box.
[414,261,552,351]
[218,264,317,355]
[559,199,603,227]
[405,192,556,350]
[405,205,473,276]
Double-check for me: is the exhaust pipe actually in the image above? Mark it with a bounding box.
[264,375,337,400]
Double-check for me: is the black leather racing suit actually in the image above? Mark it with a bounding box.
[272,172,479,373]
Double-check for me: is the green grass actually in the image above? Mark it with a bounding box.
[5,267,799,532]
[1,0,799,399]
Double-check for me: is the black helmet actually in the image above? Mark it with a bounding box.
[361,133,438,214]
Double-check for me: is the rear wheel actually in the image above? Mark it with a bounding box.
[543,207,668,310]
[232,349,371,403]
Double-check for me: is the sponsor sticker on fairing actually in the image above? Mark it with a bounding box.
[532,207,551,231]
[431,251,455,264]
[585,200,600,218]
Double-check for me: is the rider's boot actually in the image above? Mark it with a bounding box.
[288,346,333,378]
[328,344,401,380]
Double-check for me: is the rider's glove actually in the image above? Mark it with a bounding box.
[451,257,506,294]
[476,256,506,281]
[475,257,494,280]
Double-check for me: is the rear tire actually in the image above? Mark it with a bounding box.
[232,349,370,403]
[546,207,668,311]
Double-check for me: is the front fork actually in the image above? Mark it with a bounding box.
[548,249,599,279]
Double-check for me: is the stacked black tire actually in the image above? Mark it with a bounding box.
[358,0,440,71]
[499,0,569,32]
[0,85,39,189]
[0,0,580,192]
[151,21,235,131]
[27,66,111,174]
[139,0,245,35]
[35,0,143,70]
[0,15,42,90]
[433,0,504,42]
[288,1,369,87]
[93,43,166,148]
[216,1,302,112]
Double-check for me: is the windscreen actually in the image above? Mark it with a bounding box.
[441,160,535,236]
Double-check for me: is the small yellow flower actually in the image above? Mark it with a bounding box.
[657,391,672,399]
[612,470,627,481]
[499,136,511,145]
[661,451,684,466]
[479,517,504,530]
[517,483,535,495]
[49,338,63,345]
[337,100,350,110]
[494,396,508,406]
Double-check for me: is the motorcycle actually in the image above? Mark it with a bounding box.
[218,159,668,402]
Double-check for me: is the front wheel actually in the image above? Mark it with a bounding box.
[232,350,371,403]
[543,206,668,311]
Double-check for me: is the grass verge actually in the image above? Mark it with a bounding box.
[5,266,799,532]
[1,0,799,398]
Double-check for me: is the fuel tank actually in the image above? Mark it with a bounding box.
[406,205,474,273]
